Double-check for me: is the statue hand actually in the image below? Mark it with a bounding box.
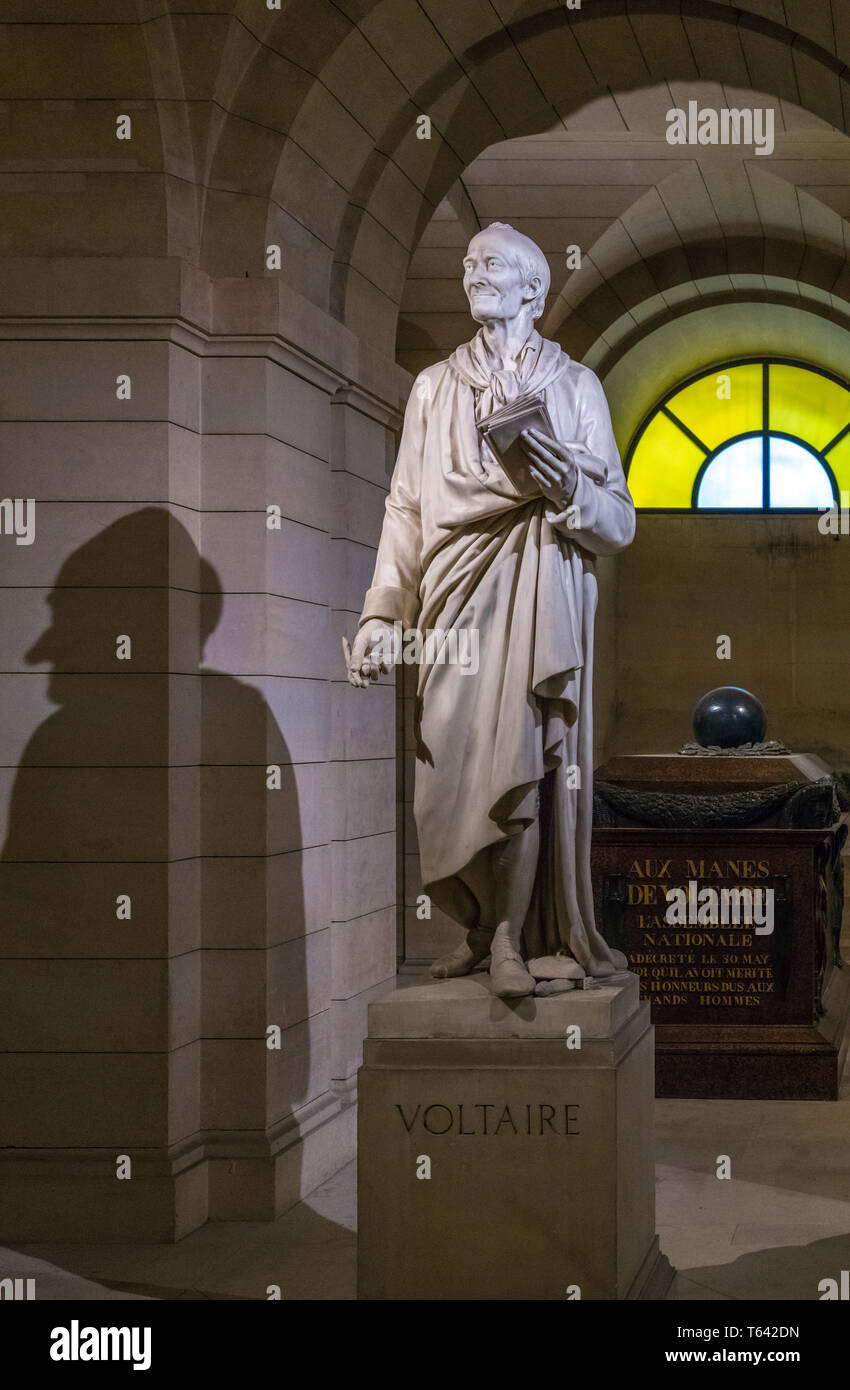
[344,619,399,688]
[520,429,579,509]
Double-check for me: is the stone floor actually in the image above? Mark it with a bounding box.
[5,1078,849,1300]
[5,972,850,1301]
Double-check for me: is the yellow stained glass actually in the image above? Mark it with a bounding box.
[769,364,850,451]
[665,363,763,450]
[824,430,850,496]
[627,359,850,508]
[627,410,707,508]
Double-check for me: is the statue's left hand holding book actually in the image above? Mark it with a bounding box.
[477,391,607,498]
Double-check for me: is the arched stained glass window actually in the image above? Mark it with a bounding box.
[625,359,850,511]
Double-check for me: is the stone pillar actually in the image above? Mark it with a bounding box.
[196,324,341,1220]
[358,974,673,1300]
[190,281,405,1221]
[329,392,401,1114]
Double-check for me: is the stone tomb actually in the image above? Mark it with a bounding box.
[592,755,849,1099]
[357,974,673,1300]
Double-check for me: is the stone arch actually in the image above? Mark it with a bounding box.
[545,170,850,339]
[324,0,849,347]
[398,115,850,373]
[587,276,850,378]
[598,294,850,460]
[1,0,182,261]
[134,0,202,259]
[195,1,850,353]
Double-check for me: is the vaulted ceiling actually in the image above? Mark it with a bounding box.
[397,85,850,380]
[15,0,850,371]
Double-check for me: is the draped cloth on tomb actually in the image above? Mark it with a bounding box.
[359,328,636,974]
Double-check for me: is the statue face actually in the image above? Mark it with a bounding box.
[462,231,537,324]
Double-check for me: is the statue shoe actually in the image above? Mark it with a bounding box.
[584,948,628,978]
[430,927,492,979]
[489,947,536,999]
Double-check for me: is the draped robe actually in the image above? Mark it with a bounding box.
[358,328,636,973]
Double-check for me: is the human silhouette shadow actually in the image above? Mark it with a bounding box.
[0,507,349,1294]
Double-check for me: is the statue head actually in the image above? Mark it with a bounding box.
[462,223,550,328]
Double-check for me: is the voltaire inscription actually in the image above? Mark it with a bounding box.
[395,1102,581,1136]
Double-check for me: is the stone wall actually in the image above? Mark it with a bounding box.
[608,515,850,768]
[0,258,405,1239]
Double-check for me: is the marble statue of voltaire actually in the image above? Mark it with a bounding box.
[345,222,636,999]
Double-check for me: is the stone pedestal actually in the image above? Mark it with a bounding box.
[357,973,673,1300]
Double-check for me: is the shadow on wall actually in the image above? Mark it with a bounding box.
[0,506,312,1241]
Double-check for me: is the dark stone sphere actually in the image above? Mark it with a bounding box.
[692,686,767,749]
